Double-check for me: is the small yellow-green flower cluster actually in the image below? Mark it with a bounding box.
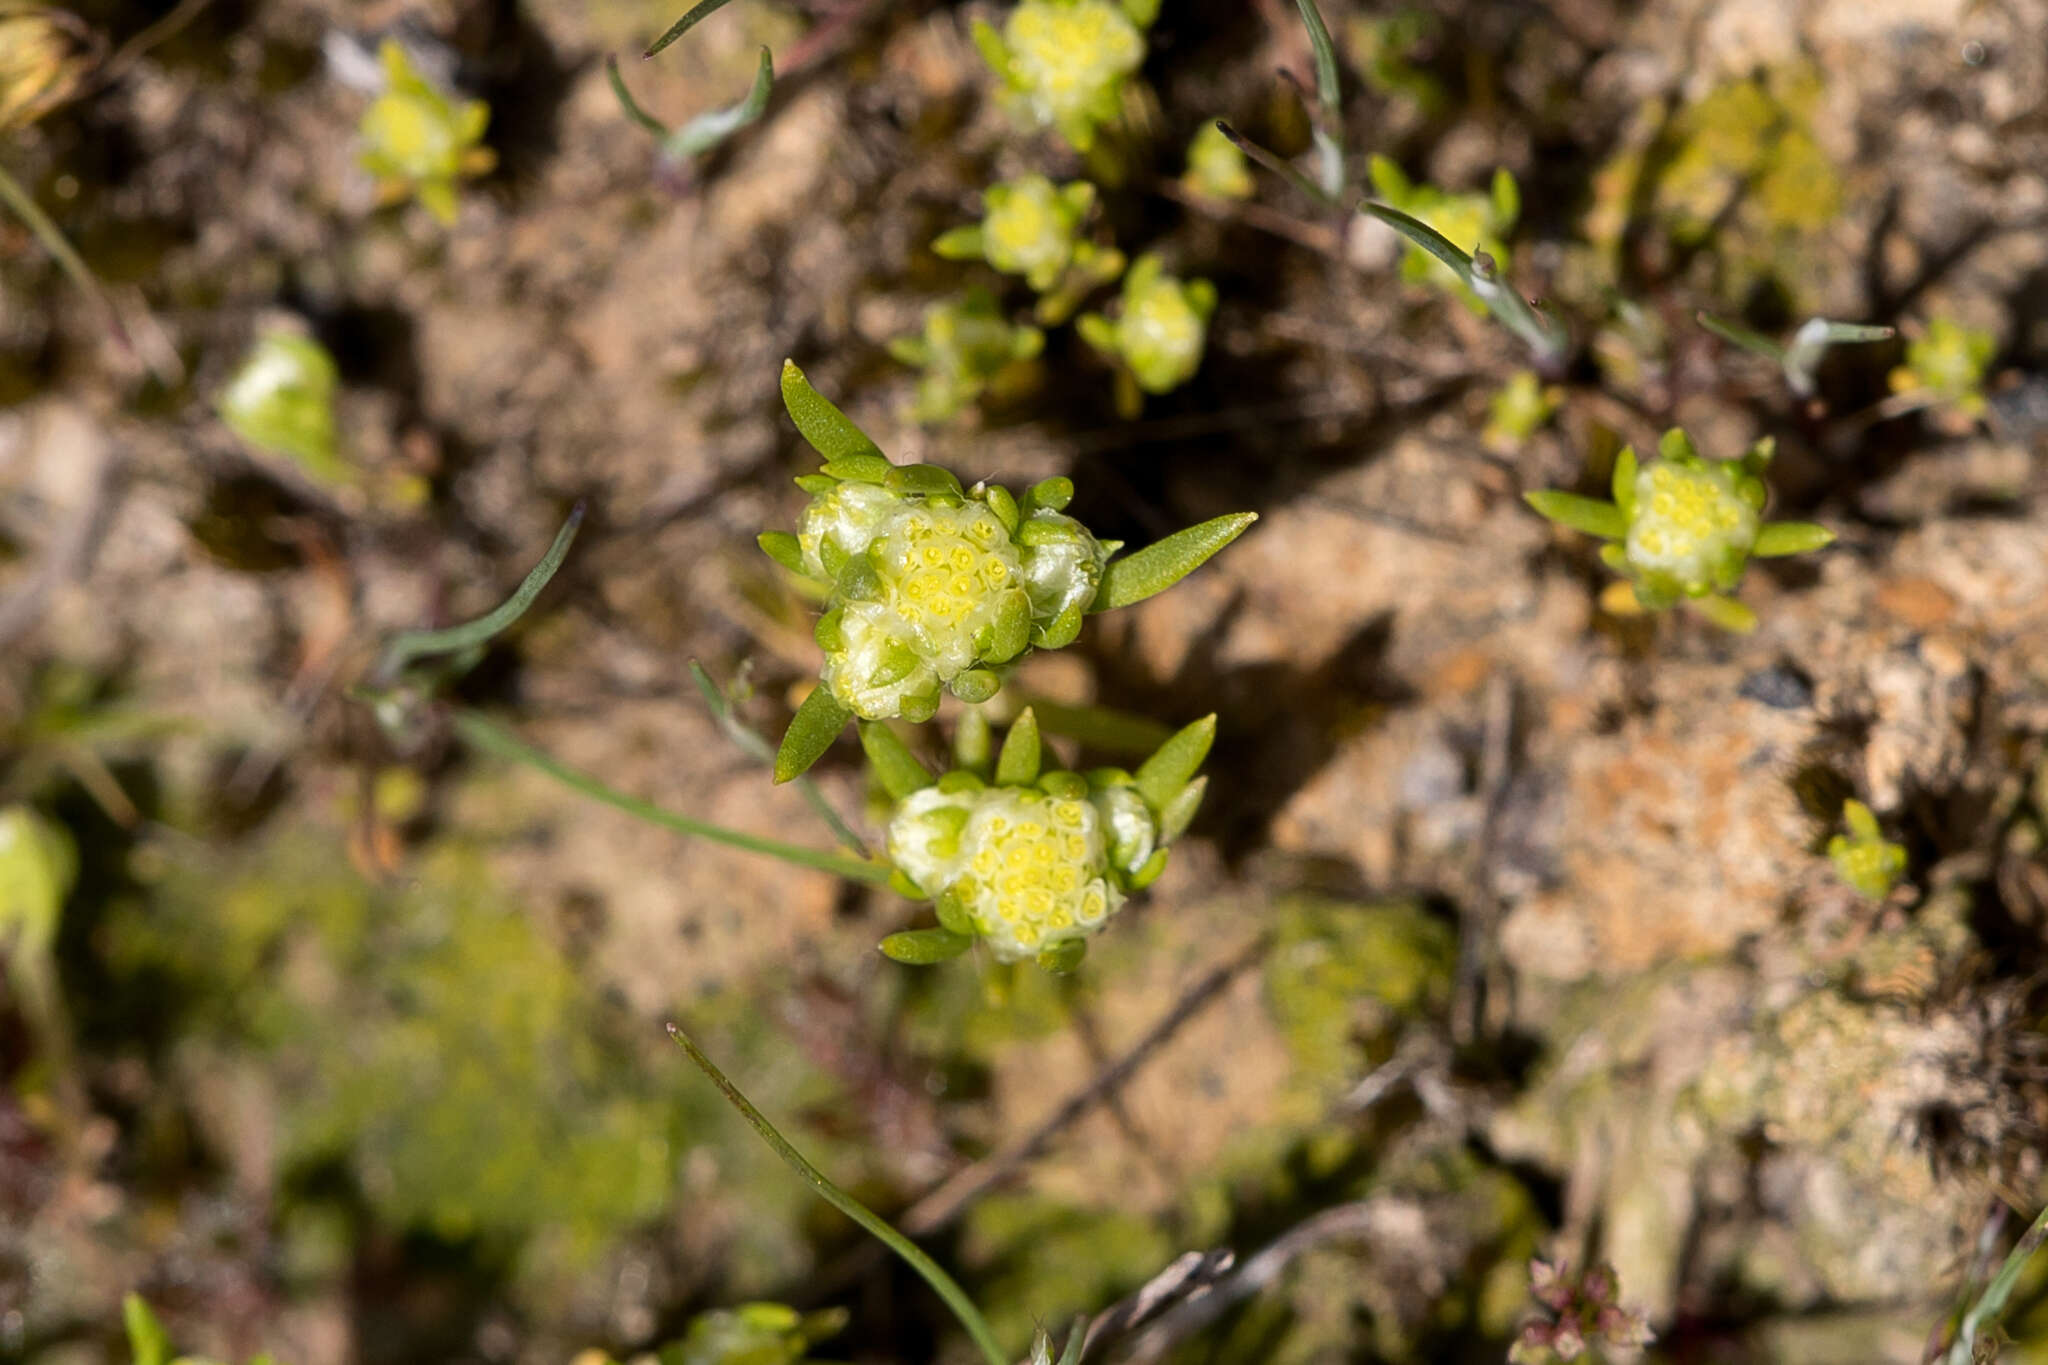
[359,39,495,225]
[876,709,1211,970]
[0,803,75,958]
[885,287,1045,423]
[1828,800,1907,901]
[1889,316,1997,420]
[931,176,1127,327]
[1524,428,1835,632]
[1077,254,1217,402]
[0,3,95,133]
[766,419,1109,724]
[973,0,1154,152]
[1369,156,1520,312]
[217,330,347,483]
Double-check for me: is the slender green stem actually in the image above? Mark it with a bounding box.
[452,709,893,886]
[689,661,869,856]
[0,159,129,352]
[1945,1202,2048,1365]
[667,1024,1010,1365]
[373,505,584,686]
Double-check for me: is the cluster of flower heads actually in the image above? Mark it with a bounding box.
[1524,428,1834,633]
[357,39,494,225]
[972,0,1157,154]
[873,707,1210,971]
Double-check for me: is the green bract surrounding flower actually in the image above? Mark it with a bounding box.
[886,287,1045,422]
[973,0,1152,152]
[1889,316,1997,420]
[874,709,1211,970]
[1828,800,1907,901]
[1524,428,1835,632]
[1077,253,1217,402]
[1181,120,1253,201]
[217,330,346,482]
[764,361,1255,780]
[359,39,494,225]
[1369,156,1519,312]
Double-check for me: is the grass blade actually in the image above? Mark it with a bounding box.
[645,0,740,58]
[666,1024,1009,1365]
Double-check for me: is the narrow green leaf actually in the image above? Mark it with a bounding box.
[1157,773,1207,843]
[888,463,965,499]
[983,484,1021,535]
[821,452,893,483]
[794,473,837,494]
[985,589,1032,664]
[932,225,985,260]
[1130,847,1170,889]
[1220,119,1340,207]
[776,685,851,783]
[1293,0,1344,198]
[125,1295,172,1365]
[954,707,993,777]
[1697,311,1786,362]
[665,1026,1008,1365]
[1092,512,1257,613]
[1945,1203,2048,1364]
[1693,594,1759,634]
[1524,490,1627,540]
[645,0,739,57]
[1753,521,1835,557]
[372,504,584,686]
[1610,445,1639,516]
[859,720,934,801]
[1362,201,1477,286]
[880,928,973,965]
[781,359,883,462]
[606,55,671,137]
[668,45,773,158]
[758,530,805,574]
[1135,714,1216,815]
[995,706,1042,786]
[1038,937,1087,974]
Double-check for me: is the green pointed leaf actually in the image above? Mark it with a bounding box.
[1025,476,1074,512]
[954,707,992,777]
[757,530,805,574]
[1693,594,1759,634]
[983,484,1021,535]
[1524,490,1627,540]
[1135,714,1215,815]
[645,0,741,57]
[951,669,1001,703]
[1657,428,1698,463]
[859,721,934,801]
[986,590,1032,664]
[1697,311,1786,362]
[1610,445,1639,515]
[1844,798,1882,840]
[1157,773,1207,843]
[880,928,972,964]
[125,1295,173,1365]
[821,452,893,483]
[794,473,837,494]
[889,867,926,898]
[781,359,883,462]
[605,55,671,136]
[1092,512,1257,613]
[887,463,966,499]
[1038,937,1086,974]
[995,707,1042,786]
[1753,521,1836,557]
[932,225,985,260]
[776,685,851,783]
